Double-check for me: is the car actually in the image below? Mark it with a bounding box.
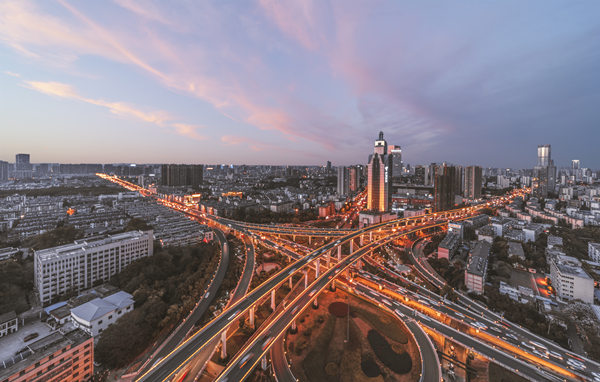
[454,312,465,319]
[548,351,563,361]
[262,336,274,350]
[505,333,518,341]
[204,292,210,298]
[238,352,254,368]
[291,306,299,315]
[394,309,405,318]
[228,310,240,320]
[308,290,317,297]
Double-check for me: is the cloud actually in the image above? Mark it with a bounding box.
[3,71,22,78]
[24,80,205,140]
[221,135,270,152]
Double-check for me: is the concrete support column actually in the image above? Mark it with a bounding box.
[308,236,312,245]
[369,232,372,241]
[327,251,331,268]
[289,276,293,289]
[337,245,342,261]
[313,296,318,309]
[350,239,354,253]
[249,306,255,328]
[291,319,297,333]
[220,330,227,359]
[271,289,276,310]
[304,270,308,289]
[360,234,364,246]
[316,260,320,278]
[293,235,295,241]
[261,355,268,370]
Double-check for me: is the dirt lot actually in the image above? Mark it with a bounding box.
[286,288,421,382]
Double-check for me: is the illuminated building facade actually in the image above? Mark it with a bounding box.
[160,164,203,188]
[532,144,556,198]
[367,132,392,212]
[433,164,458,212]
[464,165,482,199]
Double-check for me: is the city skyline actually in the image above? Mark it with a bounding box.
[2,1,600,167]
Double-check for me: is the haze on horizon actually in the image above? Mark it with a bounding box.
[1,1,599,168]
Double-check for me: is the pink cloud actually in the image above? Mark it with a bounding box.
[24,79,205,140]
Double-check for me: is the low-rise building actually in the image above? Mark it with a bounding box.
[438,233,460,260]
[0,311,18,338]
[507,241,525,260]
[589,242,600,262]
[465,241,491,294]
[0,327,93,382]
[549,254,594,304]
[70,291,133,337]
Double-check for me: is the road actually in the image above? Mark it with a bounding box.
[135,228,231,377]
[215,224,445,382]
[178,233,257,382]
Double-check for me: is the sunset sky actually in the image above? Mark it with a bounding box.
[1,1,599,167]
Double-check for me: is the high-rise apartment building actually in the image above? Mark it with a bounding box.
[0,160,9,182]
[348,166,359,193]
[15,153,31,170]
[160,164,203,188]
[0,327,93,382]
[532,144,556,197]
[34,230,154,306]
[434,164,458,212]
[464,166,482,199]
[337,166,349,196]
[367,132,392,212]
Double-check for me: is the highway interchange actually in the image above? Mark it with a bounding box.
[97,173,600,382]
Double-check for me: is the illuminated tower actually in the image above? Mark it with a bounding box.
[367,132,391,211]
[532,144,556,197]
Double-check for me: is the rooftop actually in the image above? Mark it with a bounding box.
[35,230,152,262]
[552,254,592,280]
[466,241,491,277]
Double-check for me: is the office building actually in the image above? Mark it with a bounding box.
[34,230,154,306]
[465,241,491,294]
[549,254,594,304]
[367,132,392,212]
[337,166,349,196]
[0,327,93,382]
[388,145,402,182]
[160,164,203,188]
[15,154,30,171]
[464,166,482,199]
[71,291,134,337]
[532,144,556,197]
[434,164,458,212]
[0,160,9,181]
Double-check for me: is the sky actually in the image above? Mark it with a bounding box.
[1,1,599,168]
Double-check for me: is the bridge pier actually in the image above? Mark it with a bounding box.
[292,234,295,241]
[360,234,364,246]
[308,236,312,245]
[220,330,227,360]
[304,270,308,289]
[337,246,342,261]
[261,355,268,370]
[315,259,320,278]
[326,251,331,268]
[270,289,276,310]
[313,296,318,309]
[249,306,255,328]
[369,232,372,241]
[289,276,293,289]
[290,319,297,333]
[350,239,354,253]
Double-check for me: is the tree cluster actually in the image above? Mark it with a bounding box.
[0,257,33,314]
[95,243,220,368]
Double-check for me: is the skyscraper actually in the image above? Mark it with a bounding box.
[337,166,349,196]
[348,166,359,193]
[15,153,31,170]
[532,144,556,197]
[0,160,8,182]
[434,164,458,212]
[388,145,402,182]
[160,164,203,188]
[367,132,391,212]
[464,166,482,200]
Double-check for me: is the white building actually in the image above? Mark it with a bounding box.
[71,291,134,336]
[0,311,18,337]
[589,242,600,262]
[34,230,153,306]
[549,254,594,304]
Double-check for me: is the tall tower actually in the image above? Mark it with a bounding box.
[464,166,482,200]
[337,166,349,196]
[434,164,458,212]
[367,132,391,212]
[533,144,556,197]
[388,145,402,182]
